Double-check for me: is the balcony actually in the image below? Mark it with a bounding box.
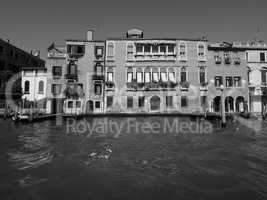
[65,73,78,80]
[233,57,241,65]
[214,56,222,64]
[105,81,115,89]
[92,74,105,80]
[180,81,190,91]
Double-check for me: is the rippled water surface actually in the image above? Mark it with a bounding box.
[0,117,267,200]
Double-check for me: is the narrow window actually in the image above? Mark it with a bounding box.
[260,52,265,62]
[138,96,145,107]
[106,96,113,107]
[215,76,223,87]
[181,96,188,107]
[166,96,173,107]
[226,76,233,87]
[95,101,101,109]
[38,80,44,94]
[127,96,133,108]
[24,81,30,94]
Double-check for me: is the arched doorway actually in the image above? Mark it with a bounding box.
[225,96,234,113]
[236,96,245,112]
[213,96,221,112]
[86,100,94,113]
[150,96,160,111]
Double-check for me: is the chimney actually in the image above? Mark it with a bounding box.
[87,30,94,41]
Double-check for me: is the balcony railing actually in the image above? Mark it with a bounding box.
[180,81,190,90]
[65,73,78,80]
[92,74,105,80]
[126,81,178,90]
[105,81,115,89]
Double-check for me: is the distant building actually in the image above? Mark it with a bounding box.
[0,39,45,110]
[207,42,249,113]
[46,31,106,114]
[46,43,67,114]
[242,42,267,114]
[21,67,47,112]
[104,29,208,114]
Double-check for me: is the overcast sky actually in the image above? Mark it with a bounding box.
[1,0,267,59]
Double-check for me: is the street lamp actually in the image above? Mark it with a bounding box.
[220,84,226,127]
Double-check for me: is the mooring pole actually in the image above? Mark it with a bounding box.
[220,85,226,127]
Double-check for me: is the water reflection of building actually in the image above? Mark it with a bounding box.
[104,29,208,114]
[207,42,248,114]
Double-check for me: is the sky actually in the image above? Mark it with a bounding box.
[1,0,267,60]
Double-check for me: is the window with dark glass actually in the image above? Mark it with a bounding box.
[76,101,81,108]
[136,44,143,53]
[168,45,174,53]
[95,46,103,57]
[260,52,265,62]
[152,45,158,53]
[181,96,188,107]
[160,45,166,53]
[52,66,62,77]
[262,70,267,83]
[180,71,187,83]
[144,45,150,53]
[201,96,207,107]
[199,68,206,84]
[127,96,133,108]
[52,84,61,95]
[94,84,102,95]
[77,46,84,54]
[166,96,173,107]
[95,101,101,109]
[226,76,233,87]
[215,76,223,87]
[24,81,30,94]
[106,96,113,107]
[138,96,145,107]
[68,101,73,108]
[38,81,44,94]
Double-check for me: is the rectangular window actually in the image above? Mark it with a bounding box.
[181,96,188,107]
[262,70,267,83]
[138,96,145,107]
[160,45,166,53]
[68,101,73,108]
[152,45,158,53]
[166,96,173,107]
[127,96,133,108]
[260,52,265,62]
[76,101,81,108]
[226,76,233,87]
[152,72,159,82]
[94,84,102,95]
[77,46,84,54]
[107,43,114,59]
[144,45,150,53]
[200,96,207,107]
[95,46,103,57]
[161,72,167,82]
[180,71,187,83]
[234,76,241,87]
[145,72,151,83]
[199,70,206,84]
[127,72,133,83]
[106,96,113,108]
[168,45,174,53]
[137,72,143,83]
[52,66,62,77]
[136,44,143,53]
[95,64,103,76]
[95,101,101,109]
[107,72,113,82]
[215,76,223,87]
[52,84,61,95]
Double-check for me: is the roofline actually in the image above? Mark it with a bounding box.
[105,38,208,42]
[65,39,106,43]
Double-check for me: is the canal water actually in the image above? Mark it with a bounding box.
[0,116,267,200]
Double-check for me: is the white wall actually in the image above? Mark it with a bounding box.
[21,70,47,102]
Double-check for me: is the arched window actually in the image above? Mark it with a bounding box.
[38,80,44,94]
[24,81,30,94]
[127,67,133,83]
[136,68,143,83]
